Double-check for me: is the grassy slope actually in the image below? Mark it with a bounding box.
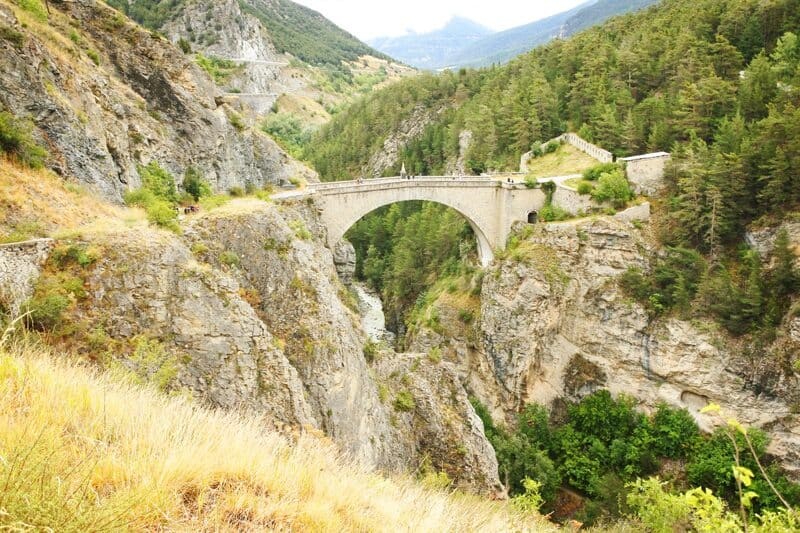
[0,340,553,531]
[523,144,599,179]
[0,159,136,243]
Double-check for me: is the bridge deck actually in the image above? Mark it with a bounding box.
[272,176,533,200]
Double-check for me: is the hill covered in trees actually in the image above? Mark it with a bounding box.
[306,0,800,352]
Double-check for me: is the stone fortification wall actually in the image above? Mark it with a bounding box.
[556,133,614,163]
[520,132,614,172]
[0,239,53,316]
[553,187,593,215]
[621,152,671,195]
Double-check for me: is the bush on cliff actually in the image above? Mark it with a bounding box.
[124,162,180,232]
[0,111,47,169]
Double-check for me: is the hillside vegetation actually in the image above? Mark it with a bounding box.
[306,0,800,339]
[0,338,554,531]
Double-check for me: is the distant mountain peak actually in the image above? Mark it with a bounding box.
[440,16,493,36]
[370,0,657,70]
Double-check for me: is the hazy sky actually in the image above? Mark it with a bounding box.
[293,0,590,41]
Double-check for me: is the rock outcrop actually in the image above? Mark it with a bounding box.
[408,217,800,478]
[84,228,316,428]
[0,0,315,201]
[175,200,501,493]
[366,104,448,178]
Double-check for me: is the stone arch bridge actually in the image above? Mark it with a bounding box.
[274,176,549,266]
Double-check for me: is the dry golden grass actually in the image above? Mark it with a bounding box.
[0,338,555,532]
[275,94,331,126]
[0,159,137,242]
[525,144,600,179]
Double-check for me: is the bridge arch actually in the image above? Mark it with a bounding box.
[329,196,496,267]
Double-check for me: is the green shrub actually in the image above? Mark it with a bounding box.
[23,293,69,331]
[363,339,378,363]
[650,403,701,458]
[86,49,100,65]
[228,112,245,131]
[199,194,230,211]
[576,181,593,195]
[138,161,177,203]
[177,37,191,54]
[194,53,241,85]
[182,167,211,201]
[145,200,179,232]
[591,169,633,208]
[524,175,538,189]
[0,25,25,47]
[123,187,156,207]
[427,346,442,363]
[539,204,569,222]
[228,186,245,197]
[261,112,312,159]
[0,111,47,168]
[583,162,621,181]
[219,250,240,267]
[394,390,415,412]
[16,0,47,21]
[288,219,312,240]
[51,244,101,268]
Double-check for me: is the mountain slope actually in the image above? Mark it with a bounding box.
[369,17,492,70]
[106,0,389,66]
[445,1,594,68]
[0,0,314,201]
[238,0,390,65]
[105,0,412,119]
[449,0,659,68]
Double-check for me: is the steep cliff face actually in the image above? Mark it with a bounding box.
[408,217,800,477]
[0,0,314,201]
[366,103,449,177]
[20,196,500,493]
[81,227,317,429]
[177,200,501,493]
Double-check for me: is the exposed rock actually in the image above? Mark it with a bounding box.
[183,202,401,471]
[446,129,473,176]
[333,240,357,286]
[366,104,448,178]
[0,238,53,316]
[374,353,503,495]
[408,216,800,477]
[614,202,650,223]
[745,221,800,265]
[162,0,285,102]
[177,199,500,492]
[0,0,315,201]
[84,229,316,429]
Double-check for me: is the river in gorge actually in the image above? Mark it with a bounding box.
[352,281,396,345]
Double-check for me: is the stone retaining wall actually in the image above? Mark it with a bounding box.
[0,239,53,316]
[556,133,614,163]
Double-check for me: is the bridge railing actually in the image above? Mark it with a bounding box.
[310,175,496,191]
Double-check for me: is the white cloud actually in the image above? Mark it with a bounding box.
[294,0,590,41]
